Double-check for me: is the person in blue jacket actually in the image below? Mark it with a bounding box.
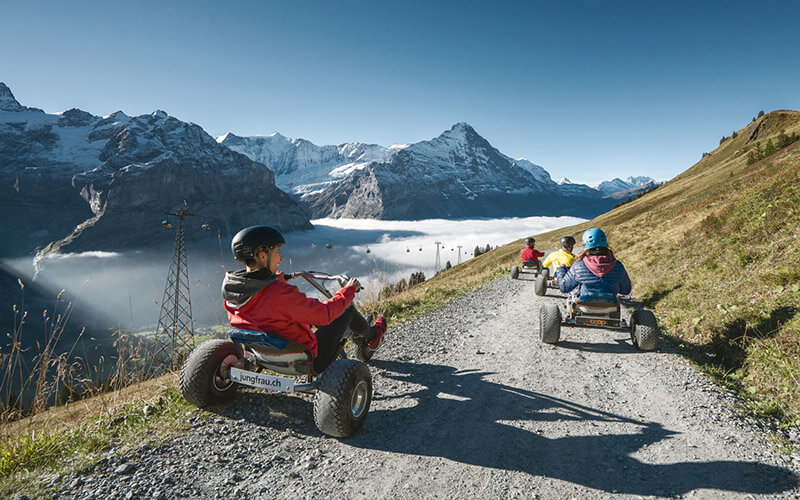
[556,228,631,301]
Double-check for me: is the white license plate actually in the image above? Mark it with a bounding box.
[229,367,295,393]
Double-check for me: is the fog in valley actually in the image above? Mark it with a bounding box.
[3,215,583,344]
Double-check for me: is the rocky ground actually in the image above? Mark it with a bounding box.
[36,277,800,499]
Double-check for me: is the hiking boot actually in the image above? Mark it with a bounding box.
[367,317,387,349]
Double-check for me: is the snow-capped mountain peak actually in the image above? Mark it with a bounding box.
[0,82,311,256]
[626,176,653,186]
[596,176,656,195]
[509,157,554,185]
[439,122,479,144]
[57,108,96,127]
[0,82,39,112]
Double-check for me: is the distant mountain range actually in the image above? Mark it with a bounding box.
[0,83,310,258]
[0,82,655,258]
[221,124,656,219]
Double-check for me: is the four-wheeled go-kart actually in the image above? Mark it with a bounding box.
[538,292,659,351]
[510,261,544,281]
[180,271,377,438]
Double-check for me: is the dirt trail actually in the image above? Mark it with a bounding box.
[50,277,799,500]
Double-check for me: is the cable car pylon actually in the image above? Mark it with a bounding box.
[153,209,196,370]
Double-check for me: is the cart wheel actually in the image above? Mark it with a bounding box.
[314,359,372,438]
[534,274,548,296]
[510,266,519,279]
[631,309,659,351]
[539,304,561,344]
[180,339,242,407]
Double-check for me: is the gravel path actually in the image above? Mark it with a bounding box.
[44,276,800,499]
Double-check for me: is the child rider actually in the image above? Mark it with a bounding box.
[520,237,544,270]
[221,225,387,374]
[542,236,576,272]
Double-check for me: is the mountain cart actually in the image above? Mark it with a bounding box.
[510,261,544,280]
[180,271,378,438]
[538,293,659,351]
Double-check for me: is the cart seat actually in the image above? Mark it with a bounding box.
[575,294,619,314]
[228,328,313,375]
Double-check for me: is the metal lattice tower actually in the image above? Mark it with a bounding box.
[457,245,463,265]
[153,210,196,369]
[434,241,442,273]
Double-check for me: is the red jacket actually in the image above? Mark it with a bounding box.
[223,278,355,357]
[520,246,544,264]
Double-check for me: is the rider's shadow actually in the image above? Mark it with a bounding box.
[556,337,643,354]
[348,359,797,497]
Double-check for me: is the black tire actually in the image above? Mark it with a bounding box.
[541,267,550,280]
[314,359,372,438]
[534,274,548,296]
[510,266,520,280]
[631,309,659,351]
[539,304,561,344]
[180,339,242,407]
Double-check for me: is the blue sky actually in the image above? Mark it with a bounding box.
[2,0,799,185]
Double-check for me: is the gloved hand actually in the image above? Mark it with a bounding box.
[346,277,362,292]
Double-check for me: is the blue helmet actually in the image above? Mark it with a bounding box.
[582,228,607,250]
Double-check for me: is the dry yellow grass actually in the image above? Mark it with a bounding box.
[1,373,177,441]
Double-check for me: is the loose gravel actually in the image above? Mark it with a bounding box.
[38,277,800,499]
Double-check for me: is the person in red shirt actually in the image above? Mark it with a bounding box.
[520,237,544,270]
[221,226,386,373]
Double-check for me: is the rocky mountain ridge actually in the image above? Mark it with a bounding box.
[221,122,655,219]
[0,83,311,258]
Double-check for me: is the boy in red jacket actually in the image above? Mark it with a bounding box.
[222,226,386,373]
[520,237,544,270]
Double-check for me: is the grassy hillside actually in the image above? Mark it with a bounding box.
[366,109,800,424]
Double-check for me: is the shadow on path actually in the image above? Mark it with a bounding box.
[556,337,642,354]
[344,359,798,496]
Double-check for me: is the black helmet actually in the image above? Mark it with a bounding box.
[231,225,285,261]
[560,236,576,248]
[525,237,535,246]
